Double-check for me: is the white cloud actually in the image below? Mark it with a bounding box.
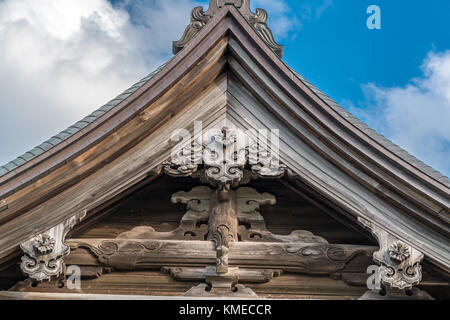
[251,0,333,40]
[315,0,333,19]
[297,0,333,26]
[252,0,333,39]
[0,0,300,166]
[352,51,450,177]
[252,0,301,38]
[0,0,200,165]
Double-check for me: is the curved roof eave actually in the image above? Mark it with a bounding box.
[0,4,448,195]
[0,62,169,179]
[289,69,450,188]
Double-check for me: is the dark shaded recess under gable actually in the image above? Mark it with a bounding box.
[71,175,374,245]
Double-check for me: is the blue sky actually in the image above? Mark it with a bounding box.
[0,0,449,177]
[280,0,450,104]
[272,0,450,176]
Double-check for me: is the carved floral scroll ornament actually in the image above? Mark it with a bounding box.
[64,184,376,296]
[112,186,328,247]
[67,187,374,289]
[389,241,411,263]
[173,0,283,57]
[359,217,424,290]
[19,211,86,281]
[162,126,286,189]
[71,238,373,276]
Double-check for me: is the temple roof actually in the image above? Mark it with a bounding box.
[0,1,448,274]
[1,60,448,187]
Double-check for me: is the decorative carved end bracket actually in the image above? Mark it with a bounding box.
[359,217,424,290]
[20,211,86,281]
[173,0,283,57]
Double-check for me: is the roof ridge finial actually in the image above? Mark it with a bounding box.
[173,0,283,57]
[206,0,251,17]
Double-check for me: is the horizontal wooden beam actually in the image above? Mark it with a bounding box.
[68,239,375,275]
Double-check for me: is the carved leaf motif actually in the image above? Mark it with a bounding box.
[20,211,85,281]
[211,224,236,248]
[98,241,119,255]
[163,162,198,177]
[389,241,411,262]
[173,6,211,54]
[326,246,349,261]
[33,234,56,255]
[358,218,424,290]
[163,127,286,187]
[380,264,423,290]
[173,0,283,56]
[20,255,63,282]
[216,246,229,273]
[248,8,283,57]
[300,247,323,256]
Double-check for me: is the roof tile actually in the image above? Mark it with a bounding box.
[0,167,8,176]
[123,87,139,95]
[72,121,89,130]
[115,93,133,101]
[12,158,27,167]
[64,127,81,135]
[29,147,44,157]
[20,152,36,162]
[47,137,63,146]
[38,142,54,151]
[99,104,115,112]
[55,131,72,141]
[90,110,106,118]
[4,162,18,171]
[81,116,97,124]
[105,99,123,107]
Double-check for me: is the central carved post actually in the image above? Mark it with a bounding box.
[207,187,239,288]
[207,188,238,249]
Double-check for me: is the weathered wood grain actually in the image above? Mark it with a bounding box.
[0,5,448,284]
[67,239,375,275]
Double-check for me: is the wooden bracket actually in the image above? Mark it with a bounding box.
[359,217,424,290]
[20,211,86,281]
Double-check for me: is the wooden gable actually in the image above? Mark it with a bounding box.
[0,1,448,300]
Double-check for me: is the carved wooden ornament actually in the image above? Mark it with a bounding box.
[359,217,424,290]
[163,125,286,189]
[20,211,86,281]
[173,0,283,57]
[115,186,328,246]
